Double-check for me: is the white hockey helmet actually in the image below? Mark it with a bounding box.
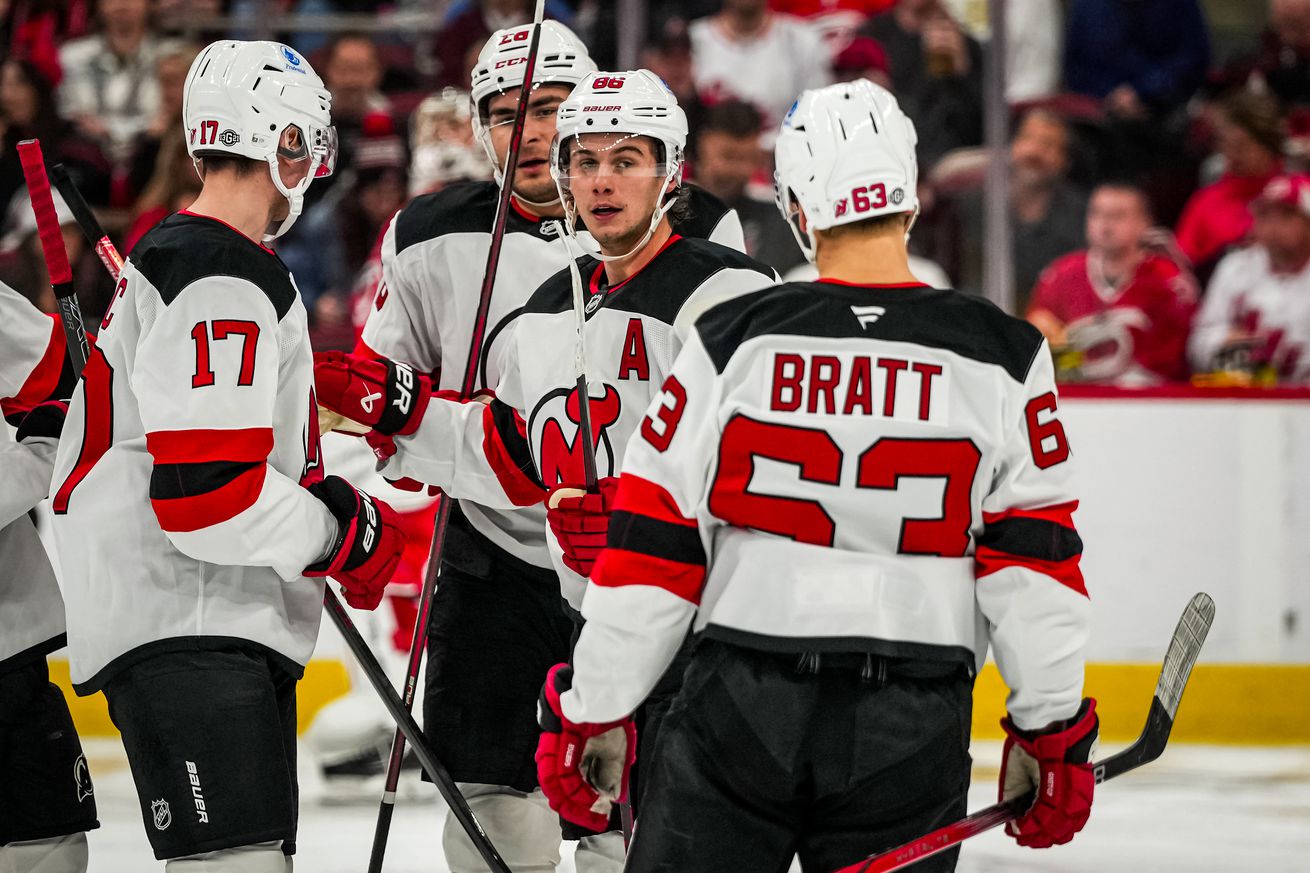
[183,40,336,241]
[469,21,597,180]
[550,69,688,260]
[774,78,919,261]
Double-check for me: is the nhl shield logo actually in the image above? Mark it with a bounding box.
[74,754,93,802]
[152,799,172,830]
[585,292,605,315]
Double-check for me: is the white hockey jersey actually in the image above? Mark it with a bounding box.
[1,283,74,672]
[562,281,1090,732]
[360,180,745,566]
[50,212,337,691]
[385,235,777,606]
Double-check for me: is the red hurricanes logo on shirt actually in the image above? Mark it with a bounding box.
[528,383,622,486]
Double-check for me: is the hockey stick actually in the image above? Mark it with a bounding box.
[17,140,89,374]
[49,163,124,280]
[831,591,1216,873]
[33,160,514,873]
[367,1,551,868]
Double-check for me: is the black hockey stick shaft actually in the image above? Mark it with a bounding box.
[325,590,512,873]
[18,140,89,375]
[369,1,551,868]
[832,592,1216,873]
[49,163,125,280]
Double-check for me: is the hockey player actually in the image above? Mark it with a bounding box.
[324,23,745,873]
[48,41,406,872]
[0,284,97,873]
[315,68,777,835]
[532,79,1097,872]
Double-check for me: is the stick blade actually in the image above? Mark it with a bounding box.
[1155,592,1215,720]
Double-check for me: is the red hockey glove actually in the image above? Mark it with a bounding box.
[999,697,1099,848]
[314,351,431,436]
[546,477,619,579]
[15,399,69,444]
[304,476,407,610]
[535,663,636,832]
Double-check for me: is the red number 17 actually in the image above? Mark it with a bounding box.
[191,320,259,388]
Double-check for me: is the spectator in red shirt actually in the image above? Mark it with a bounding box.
[1029,182,1199,384]
[1175,89,1285,276]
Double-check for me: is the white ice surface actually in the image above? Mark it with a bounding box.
[80,740,1310,872]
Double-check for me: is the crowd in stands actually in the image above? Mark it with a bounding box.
[5,0,1310,387]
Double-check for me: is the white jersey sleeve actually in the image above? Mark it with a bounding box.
[975,344,1089,730]
[135,278,336,580]
[561,333,721,723]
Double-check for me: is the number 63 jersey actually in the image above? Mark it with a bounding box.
[50,212,337,693]
[566,281,1090,732]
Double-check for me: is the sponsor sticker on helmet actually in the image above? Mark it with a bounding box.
[891,187,905,205]
[219,129,240,147]
[281,45,307,73]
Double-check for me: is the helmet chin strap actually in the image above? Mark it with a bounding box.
[263,153,311,242]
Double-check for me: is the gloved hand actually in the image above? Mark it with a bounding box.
[15,399,68,445]
[546,477,619,579]
[304,476,407,610]
[535,663,636,831]
[314,351,431,436]
[999,697,1098,848]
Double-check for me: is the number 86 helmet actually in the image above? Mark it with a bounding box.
[774,79,919,262]
[183,40,337,241]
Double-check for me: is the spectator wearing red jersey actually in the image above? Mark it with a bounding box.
[1175,89,1285,277]
[1029,183,1198,384]
[1190,173,1310,384]
[769,0,895,55]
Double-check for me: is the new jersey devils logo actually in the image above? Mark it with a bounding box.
[529,384,622,486]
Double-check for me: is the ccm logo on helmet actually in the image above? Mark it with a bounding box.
[495,57,527,70]
[593,76,626,90]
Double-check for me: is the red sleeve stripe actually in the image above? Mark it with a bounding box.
[982,500,1078,528]
[1,316,66,418]
[612,474,697,529]
[975,548,1087,598]
[591,546,707,605]
[352,337,383,360]
[146,428,274,465]
[481,400,546,506]
[151,464,266,532]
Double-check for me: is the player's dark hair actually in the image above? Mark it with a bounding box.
[197,154,263,179]
[666,185,693,224]
[1093,181,1155,222]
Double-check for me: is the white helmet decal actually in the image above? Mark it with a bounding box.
[183,40,336,242]
[773,79,919,262]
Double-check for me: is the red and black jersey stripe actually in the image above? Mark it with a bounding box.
[975,501,1085,596]
[2,316,75,426]
[592,475,708,604]
[145,427,273,532]
[482,397,547,506]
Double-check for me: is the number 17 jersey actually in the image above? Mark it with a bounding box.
[568,280,1090,733]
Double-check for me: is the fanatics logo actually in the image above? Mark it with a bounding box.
[152,799,172,831]
[219,129,240,147]
[850,305,886,328]
[74,754,93,802]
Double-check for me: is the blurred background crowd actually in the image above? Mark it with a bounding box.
[4,0,1310,386]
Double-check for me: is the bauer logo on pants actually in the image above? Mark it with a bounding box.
[152,799,172,830]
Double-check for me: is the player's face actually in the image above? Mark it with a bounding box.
[565,134,670,253]
[486,84,571,203]
[1086,188,1149,256]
